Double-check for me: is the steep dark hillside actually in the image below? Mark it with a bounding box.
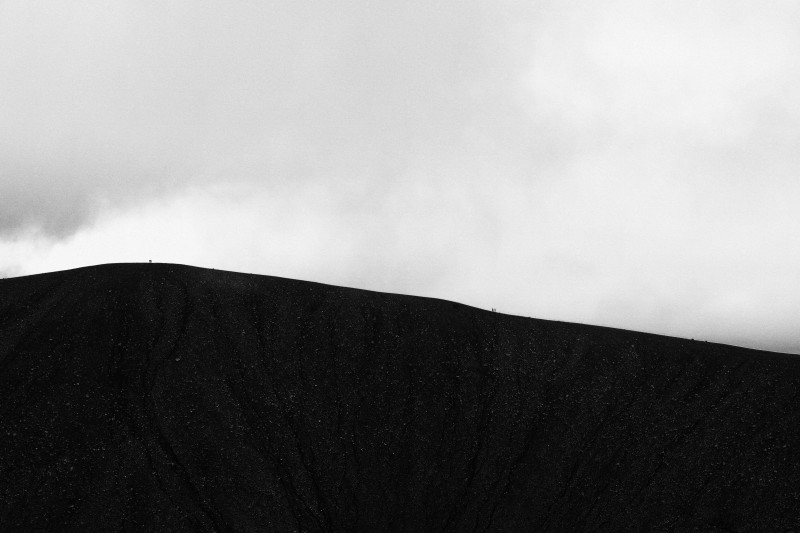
[1,263,799,531]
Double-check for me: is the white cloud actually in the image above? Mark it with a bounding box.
[2,1,800,353]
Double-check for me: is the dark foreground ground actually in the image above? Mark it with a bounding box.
[1,263,799,531]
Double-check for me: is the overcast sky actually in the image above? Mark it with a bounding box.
[2,1,799,353]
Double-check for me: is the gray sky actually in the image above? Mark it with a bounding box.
[2,0,800,353]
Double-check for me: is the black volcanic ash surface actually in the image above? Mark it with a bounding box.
[1,263,800,531]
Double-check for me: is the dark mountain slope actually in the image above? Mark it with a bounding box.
[1,263,799,531]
